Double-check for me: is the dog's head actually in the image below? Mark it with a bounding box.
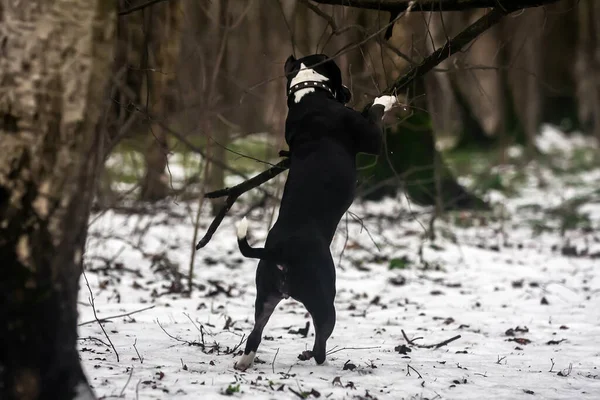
[284,54,351,104]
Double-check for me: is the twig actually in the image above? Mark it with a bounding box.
[119,367,135,397]
[133,338,143,364]
[407,364,423,379]
[348,211,381,252]
[422,335,462,349]
[288,388,307,399]
[402,329,461,349]
[497,355,507,364]
[78,305,156,326]
[187,136,212,292]
[549,358,555,372]
[401,329,423,345]
[78,336,111,348]
[184,313,206,347]
[225,334,246,355]
[135,379,141,400]
[326,345,381,356]
[82,268,120,362]
[156,319,204,347]
[272,348,280,374]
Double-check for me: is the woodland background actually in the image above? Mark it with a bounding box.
[105,0,599,212]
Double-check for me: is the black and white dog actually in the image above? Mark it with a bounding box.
[234,54,396,371]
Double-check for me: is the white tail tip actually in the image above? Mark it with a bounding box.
[237,217,249,240]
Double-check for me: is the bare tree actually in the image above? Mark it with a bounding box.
[0,1,116,399]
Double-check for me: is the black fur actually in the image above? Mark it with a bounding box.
[237,54,388,367]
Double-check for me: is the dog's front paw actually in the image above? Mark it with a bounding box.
[298,350,314,361]
[373,95,397,112]
[234,351,256,371]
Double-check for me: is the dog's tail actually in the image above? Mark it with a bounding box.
[236,217,273,261]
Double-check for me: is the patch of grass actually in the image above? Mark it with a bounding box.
[546,204,592,235]
[389,256,411,270]
[226,134,280,174]
[224,383,241,395]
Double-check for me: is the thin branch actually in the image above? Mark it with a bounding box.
[156,319,204,347]
[402,329,461,349]
[119,0,172,16]
[78,336,111,347]
[407,364,423,379]
[225,333,247,355]
[195,157,290,250]
[78,305,156,326]
[309,0,560,13]
[133,338,144,364]
[326,345,381,355]
[272,348,280,374]
[82,269,120,362]
[382,7,509,96]
[119,367,135,397]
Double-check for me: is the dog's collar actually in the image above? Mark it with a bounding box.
[287,81,335,98]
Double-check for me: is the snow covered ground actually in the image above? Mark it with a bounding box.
[80,127,600,399]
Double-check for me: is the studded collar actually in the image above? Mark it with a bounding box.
[287,80,335,98]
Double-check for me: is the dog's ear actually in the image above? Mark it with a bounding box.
[284,55,297,76]
[337,85,352,104]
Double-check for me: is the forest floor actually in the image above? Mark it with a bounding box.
[81,126,600,399]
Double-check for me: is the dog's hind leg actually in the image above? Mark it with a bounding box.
[234,293,281,371]
[303,298,336,365]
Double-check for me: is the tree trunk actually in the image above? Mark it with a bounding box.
[0,1,116,399]
[576,0,600,139]
[140,1,182,202]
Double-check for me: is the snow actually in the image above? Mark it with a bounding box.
[81,133,600,399]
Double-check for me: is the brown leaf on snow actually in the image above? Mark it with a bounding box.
[505,326,529,336]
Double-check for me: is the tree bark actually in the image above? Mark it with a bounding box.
[140,1,182,202]
[0,1,116,399]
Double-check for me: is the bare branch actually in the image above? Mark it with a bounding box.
[309,0,560,13]
[78,305,156,327]
[383,7,509,95]
[195,157,290,250]
[119,0,172,16]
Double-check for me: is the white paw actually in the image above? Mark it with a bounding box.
[236,217,248,240]
[373,95,397,112]
[234,351,256,371]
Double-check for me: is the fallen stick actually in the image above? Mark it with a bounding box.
[402,329,461,349]
[78,304,156,326]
